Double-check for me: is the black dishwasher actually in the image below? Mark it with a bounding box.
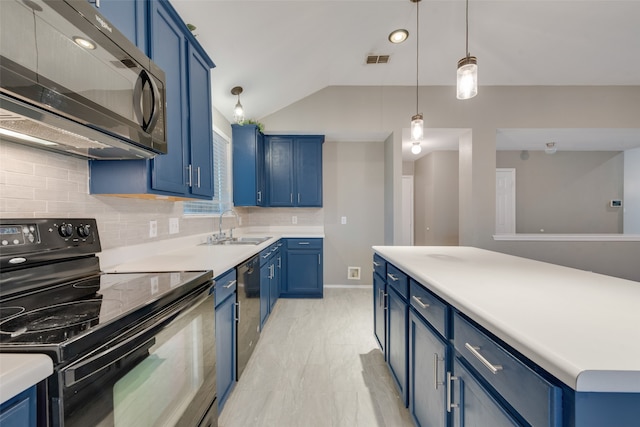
[236,254,260,379]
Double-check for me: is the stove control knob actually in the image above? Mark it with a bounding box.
[77,224,91,238]
[58,223,74,238]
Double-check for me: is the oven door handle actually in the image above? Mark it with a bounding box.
[63,284,212,387]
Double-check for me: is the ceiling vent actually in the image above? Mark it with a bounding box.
[366,55,390,64]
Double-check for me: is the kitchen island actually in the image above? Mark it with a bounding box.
[373,246,640,427]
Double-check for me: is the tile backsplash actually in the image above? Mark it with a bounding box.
[0,141,322,250]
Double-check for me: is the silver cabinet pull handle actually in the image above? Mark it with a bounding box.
[434,353,444,390]
[412,295,430,309]
[378,289,383,307]
[235,301,240,323]
[446,371,459,413]
[298,242,310,245]
[373,261,380,267]
[290,193,293,203]
[196,167,201,188]
[298,193,301,204]
[223,279,237,289]
[387,273,399,281]
[186,164,193,186]
[464,343,503,374]
[257,191,262,203]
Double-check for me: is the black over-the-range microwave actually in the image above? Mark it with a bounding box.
[0,0,167,160]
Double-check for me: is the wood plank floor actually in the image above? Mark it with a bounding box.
[219,287,414,427]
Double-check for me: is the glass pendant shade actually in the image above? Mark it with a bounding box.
[410,113,424,141]
[233,100,244,123]
[456,56,478,100]
[411,142,422,154]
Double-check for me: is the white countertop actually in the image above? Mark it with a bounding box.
[101,227,324,277]
[372,246,640,393]
[0,354,53,403]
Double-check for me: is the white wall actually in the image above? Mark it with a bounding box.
[323,140,385,285]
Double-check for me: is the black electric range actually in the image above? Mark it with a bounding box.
[0,218,212,365]
[0,218,217,426]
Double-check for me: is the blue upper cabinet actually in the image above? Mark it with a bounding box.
[89,0,215,200]
[88,0,147,52]
[232,124,266,206]
[264,135,324,207]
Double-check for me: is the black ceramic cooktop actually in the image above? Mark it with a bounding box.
[0,270,212,360]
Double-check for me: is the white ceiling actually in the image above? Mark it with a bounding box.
[170,0,640,159]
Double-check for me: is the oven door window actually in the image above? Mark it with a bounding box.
[63,293,215,427]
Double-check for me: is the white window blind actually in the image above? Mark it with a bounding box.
[184,130,232,215]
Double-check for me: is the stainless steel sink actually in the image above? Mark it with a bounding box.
[200,236,272,246]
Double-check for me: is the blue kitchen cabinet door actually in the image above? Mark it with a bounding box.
[149,0,189,195]
[373,271,386,356]
[451,358,520,427]
[265,136,294,207]
[215,290,237,411]
[387,286,408,407]
[187,43,214,198]
[89,0,147,52]
[409,310,448,427]
[232,124,266,206]
[295,137,323,207]
[0,386,37,427]
[282,239,323,298]
[259,261,271,329]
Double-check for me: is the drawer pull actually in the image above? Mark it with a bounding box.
[465,343,503,374]
[434,353,444,390]
[446,371,458,413]
[298,242,310,245]
[387,273,399,282]
[223,280,237,289]
[412,295,430,309]
[373,261,380,267]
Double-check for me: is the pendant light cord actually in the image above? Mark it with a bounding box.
[465,0,470,58]
[415,0,419,115]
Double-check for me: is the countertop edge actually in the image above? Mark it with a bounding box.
[0,354,53,403]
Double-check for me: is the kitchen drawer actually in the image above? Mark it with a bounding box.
[386,264,408,300]
[373,254,386,279]
[215,268,237,306]
[286,238,322,249]
[410,279,448,338]
[453,312,562,427]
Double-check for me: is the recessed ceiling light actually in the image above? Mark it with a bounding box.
[388,29,409,44]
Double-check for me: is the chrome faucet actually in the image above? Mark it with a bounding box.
[218,209,239,239]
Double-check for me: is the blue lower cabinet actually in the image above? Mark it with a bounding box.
[0,386,37,427]
[281,238,323,298]
[215,269,237,411]
[387,286,408,407]
[409,310,448,427]
[259,256,271,330]
[451,358,520,427]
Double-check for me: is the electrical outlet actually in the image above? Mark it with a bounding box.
[341,216,347,225]
[149,220,157,238]
[292,216,297,224]
[169,218,179,234]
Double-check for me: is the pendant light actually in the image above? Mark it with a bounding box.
[231,86,245,123]
[456,0,478,100]
[410,0,423,154]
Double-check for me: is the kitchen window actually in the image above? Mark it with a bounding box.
[184,129,232,215]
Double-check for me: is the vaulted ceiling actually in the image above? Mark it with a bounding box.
[171,0,640,156]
